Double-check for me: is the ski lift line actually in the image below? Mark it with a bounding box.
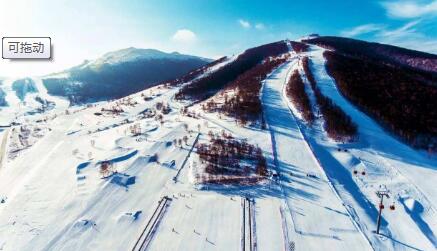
[139,197,171,251]
[248,197,257,251]
[241,197,246,251]
[132,196,171,251]
[247,199,250,251]
[131,197,166,251]
[173,132,200,182]
[279,60,375,251]
[241,197,255,251]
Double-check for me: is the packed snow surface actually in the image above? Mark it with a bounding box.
[0,45,435,251]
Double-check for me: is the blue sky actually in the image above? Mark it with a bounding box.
[1,0,437,77]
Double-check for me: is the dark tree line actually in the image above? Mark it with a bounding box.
[303,36,437,73]
[290,41,309,53]
[197,132,268,177]
[204,57,287,125]
[164,56,228,87]
[176,41,289,102]
[302,57,317,90]
[286,70,315,123]
[302,57,358,141]
[324,51,437,150]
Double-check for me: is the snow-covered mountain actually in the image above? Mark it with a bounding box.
[88,47,211,67]
[0,37,436,251]
[42,48,212,104]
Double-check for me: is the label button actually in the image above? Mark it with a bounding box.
[2,37,51,59]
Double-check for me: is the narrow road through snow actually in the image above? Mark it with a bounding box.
[262,60,372,251]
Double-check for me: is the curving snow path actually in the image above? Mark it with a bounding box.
[302,46,437,250]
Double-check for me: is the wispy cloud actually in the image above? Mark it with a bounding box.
[255,23,265,30]
[341,24,385,37]
[373,1,437,52]
[171,29,197,44]
[379,20,421,38]
[238,19,251,29]
[377,20,437,53]
[382,0,437,19]
[340,20,437,53]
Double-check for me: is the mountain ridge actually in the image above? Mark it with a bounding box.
[303,35,437,73]
[41,48,212,104]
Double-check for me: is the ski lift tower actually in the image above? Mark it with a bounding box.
[376,189,390,234]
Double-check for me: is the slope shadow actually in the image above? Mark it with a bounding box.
[307,136,388,229]
[400,198,437,247]
[379,234,425,251]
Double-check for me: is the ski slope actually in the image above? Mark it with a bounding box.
[0,44,435,251]
[284,46,437,250]
[261,59,372,250]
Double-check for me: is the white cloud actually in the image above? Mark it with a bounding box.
[238,19,251,28]
[238,20,267,30]
[255,23,265,30]
[171,29,197,43]
[341,24,385,37]
[382,0,437,19]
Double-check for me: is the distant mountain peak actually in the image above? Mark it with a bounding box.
[88,48,210,67]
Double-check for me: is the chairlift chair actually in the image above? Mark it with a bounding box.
[389,202,395,210]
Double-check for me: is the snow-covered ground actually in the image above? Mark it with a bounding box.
[282,47,437,250]
[0,44,435,251]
